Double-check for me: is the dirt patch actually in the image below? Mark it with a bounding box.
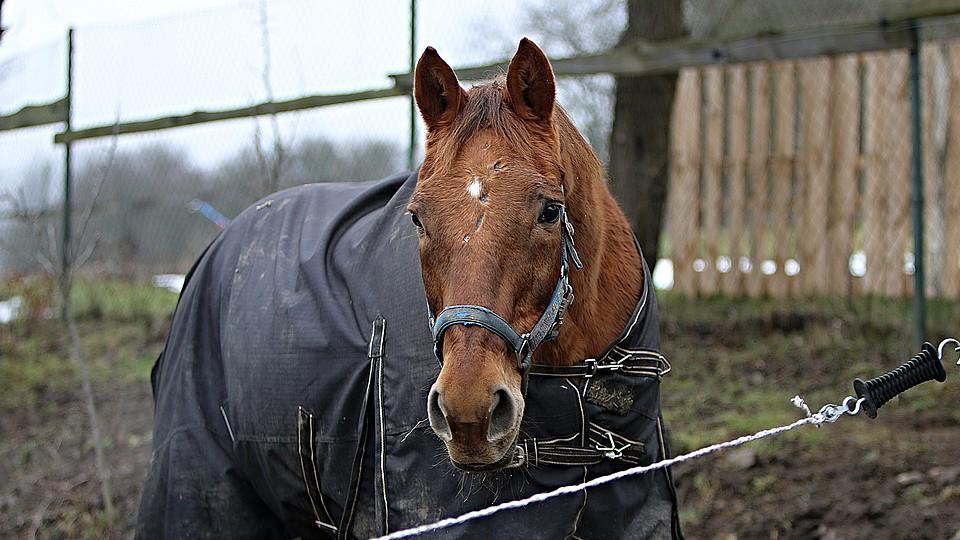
[660,295,960,539]
[0,384,153,538]
[673,430,960,539]
[0,318,158,539]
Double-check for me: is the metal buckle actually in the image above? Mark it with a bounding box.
[315,521,338,534]
[549,287,575,340]
[594,432,631,460]
[507,444,527,468]
[584,358,598,378]
[516,334,531,371]
[583,357,624,378]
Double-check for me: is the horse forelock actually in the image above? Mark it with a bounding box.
[422,76,577,179]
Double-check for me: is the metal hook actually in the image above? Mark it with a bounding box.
[842,396,865,416]
[815,397,865,424]
[936,338,960,366]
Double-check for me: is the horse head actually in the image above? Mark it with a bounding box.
[410,38,642,472]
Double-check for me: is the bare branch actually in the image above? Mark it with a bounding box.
[251,0,289,194]
[65,311,115,521]
[251,117,273,194]
[72,118,120,261]
[38,222,58,275]
[0,177,60,275]
[72,235,101,270]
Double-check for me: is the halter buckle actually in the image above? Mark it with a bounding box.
[516,334,532,371]
[548,286,575,340]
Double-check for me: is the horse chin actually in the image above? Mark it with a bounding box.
[449,442,517,473]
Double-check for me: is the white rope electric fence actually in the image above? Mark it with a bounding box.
[373,397,833,540]
[373,339,959,540]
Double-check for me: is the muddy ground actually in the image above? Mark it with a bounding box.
[1,284,958,539]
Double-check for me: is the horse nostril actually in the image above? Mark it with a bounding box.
[427,385,452,441]
[487,387,517,442]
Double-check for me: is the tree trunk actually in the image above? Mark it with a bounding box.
[608,0,685,269]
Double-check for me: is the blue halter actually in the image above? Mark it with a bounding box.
[429,207,584,392]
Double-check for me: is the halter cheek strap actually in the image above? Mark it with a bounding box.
[429,207,583,393]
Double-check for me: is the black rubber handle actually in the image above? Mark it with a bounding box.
[853,342,947,418]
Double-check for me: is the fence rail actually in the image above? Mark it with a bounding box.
[4,7,960,142]
[53,88,405,144]
[0,97,67,131]
[4,8,960,306]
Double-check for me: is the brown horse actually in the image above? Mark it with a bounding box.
[413,39,645,471]
[139,37,680,538]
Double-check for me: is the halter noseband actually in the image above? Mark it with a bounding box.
[428,207,583,393]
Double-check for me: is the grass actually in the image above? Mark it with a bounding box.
[657,291,960,453]
[1,277,958,537]
[72,279,179,322]
[6,279,955,450]
[0,277,177,412]
[654,292,960,538]
[0,277,177,538]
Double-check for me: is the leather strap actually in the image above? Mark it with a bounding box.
[506,422,648,468]
[430,206,583,391]
[529,348,671,379]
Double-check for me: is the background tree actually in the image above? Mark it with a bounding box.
[517,1,624,162]
[607,0,685,269]
[489,0,683,266]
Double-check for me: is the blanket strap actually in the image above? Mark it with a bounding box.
[529,348,671,380]
[507,422,647,468]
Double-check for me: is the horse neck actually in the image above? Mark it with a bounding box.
[539,122,644,365]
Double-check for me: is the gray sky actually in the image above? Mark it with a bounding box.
[0,0,525,193]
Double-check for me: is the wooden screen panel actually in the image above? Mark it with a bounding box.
[769,62,796,298]
[944,43,960,298]
[668,68,702,297]
[828,55,861,297]
[798,58,832,295]
[699,66,724,296]
[746,64,772,298]
[721,65,748,296]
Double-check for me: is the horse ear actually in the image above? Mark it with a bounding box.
[414,47,466,131]
[506,38,555,122]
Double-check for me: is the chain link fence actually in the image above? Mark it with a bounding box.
[2,1,960,538]
[3,2,960,304]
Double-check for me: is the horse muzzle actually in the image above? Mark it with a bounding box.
[428,381,523,470]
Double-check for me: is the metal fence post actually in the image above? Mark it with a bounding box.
[908,22,926,348]
[61,27,74,320]
[407,0,417,172]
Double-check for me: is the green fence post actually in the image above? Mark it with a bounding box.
[61,27,74,320]
[407,0,417,172]
[908,22,926,349]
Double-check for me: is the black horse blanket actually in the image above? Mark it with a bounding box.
[137,172,682,539]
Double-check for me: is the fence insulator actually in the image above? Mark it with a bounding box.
[853,341,948,418]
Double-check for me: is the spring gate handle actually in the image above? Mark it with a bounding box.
[852,338,959,419]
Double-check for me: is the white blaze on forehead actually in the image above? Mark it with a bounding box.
[466,179,482,199]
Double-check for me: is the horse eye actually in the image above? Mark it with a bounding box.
[410,212,424,230]
[538,203,562,225]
